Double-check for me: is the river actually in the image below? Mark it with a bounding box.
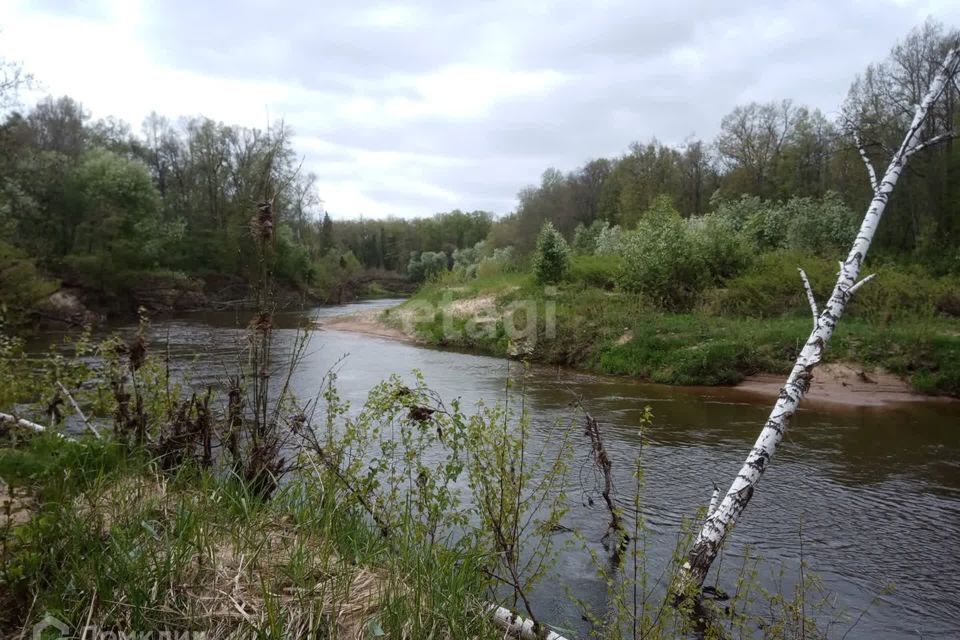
[38,299,960,638]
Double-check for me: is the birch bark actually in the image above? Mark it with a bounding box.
[677,42,960,591]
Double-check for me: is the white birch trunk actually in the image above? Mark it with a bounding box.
[488,604,570,640]
[0,411,49,434]
[677,43,960,591]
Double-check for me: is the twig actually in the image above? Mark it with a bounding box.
[797,268,819,330]
[56,381,100,439]
[852,131,878,192]
[905,130,956,158]
[849,273,877,295]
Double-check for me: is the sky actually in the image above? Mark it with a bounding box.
[2,0,959,219]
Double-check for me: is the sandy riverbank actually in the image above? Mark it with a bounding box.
[316,310,416,343]
[317,311,949,409]
[733,362,950,408]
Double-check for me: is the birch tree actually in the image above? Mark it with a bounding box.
[676,40,960,592]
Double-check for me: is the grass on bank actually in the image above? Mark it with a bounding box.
[387,261,960,396]
[0,435,493,639]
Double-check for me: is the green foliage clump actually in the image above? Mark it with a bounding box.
[532,221,570,284]
[594,222,624,255]
[571,219,609,254]
[688,212,754,283]
[407,250,449,283]
[68,148,161,265]
[567,254,622,289]
[0,241,58,325]
[617,197,708,309]
[706,252,837,318]
[714,192,858,257]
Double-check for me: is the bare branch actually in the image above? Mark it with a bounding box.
[852,131,878,192]
[798,268,819,329]
[905,131,956,158]
[57,381,100,439]
[849,273,877,295]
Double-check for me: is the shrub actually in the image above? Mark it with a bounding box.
[742,200,790,252]
[705,251,837,317]
[722,192,858,257]
[407,251,449,283]
[568,254,622,289]
[572,220,609,254]
[783,192,859,256]
[704,251,960,320]
[0,241,59,325]
[595,223,624,255]
[452,241,487,269]
[688,213,753,283]
[710,193,766,232]
[617,197,708,309]
[532,221,570,284]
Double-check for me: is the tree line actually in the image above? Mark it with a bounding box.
[0,71,494,318]
[1,19,958,323]
[490,20,960,272]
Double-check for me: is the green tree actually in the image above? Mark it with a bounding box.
[617,196,707,309]
[533,221,570,284]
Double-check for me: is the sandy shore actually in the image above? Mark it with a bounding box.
[315,310,415,343]
[733,362,949,408]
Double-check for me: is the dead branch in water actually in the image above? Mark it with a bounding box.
[579,404,629,558]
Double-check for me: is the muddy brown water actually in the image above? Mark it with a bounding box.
[31,299,960,638]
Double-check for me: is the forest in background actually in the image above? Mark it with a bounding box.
[390,21,960,396]
[2,20,960,327]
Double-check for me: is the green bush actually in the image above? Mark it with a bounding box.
[532,221,570,284]
[567,254,622,289]
[782,192,859,256]
[595,223,624,255]
[0,241,59,325]
[572,220,609,254]
[407,251,449,283]
[705,251,837,318]
[688,213,754,283]
[714,192,860,257]
[705,250,960,319]
[848,266,960,318]
[617,197,708,309]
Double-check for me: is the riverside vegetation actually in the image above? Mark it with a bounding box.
[386,194,960,396]
[0,322,876,639]
[377,22,960,397]
[1,19,957,640]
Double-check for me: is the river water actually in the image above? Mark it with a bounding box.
[44,299,960,638]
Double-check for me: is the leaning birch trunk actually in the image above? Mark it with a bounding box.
[488,604,570,640]
[676,42,960,592]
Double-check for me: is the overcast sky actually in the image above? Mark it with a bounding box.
[2,0,959,219]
